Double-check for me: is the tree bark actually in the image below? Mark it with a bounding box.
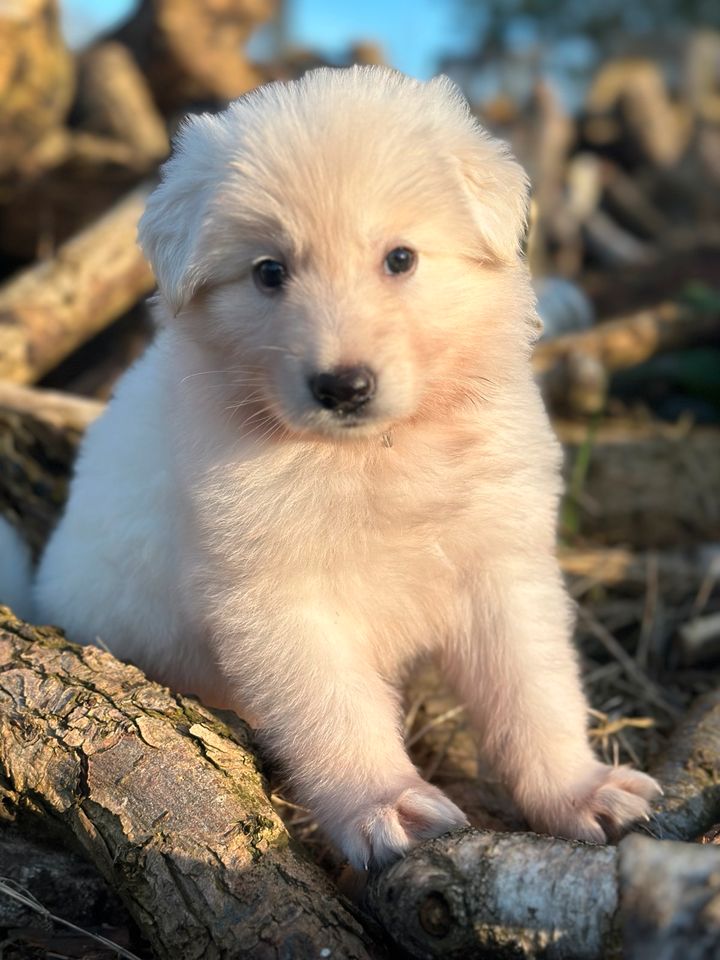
[619,834,720,960]
[0,0,74,178]
[368,681,720,958]
[0,386,101,561]
[534,301,719,412]
[0,405,80,558]
[0,610,380,960]
[647,687,720,842]
[0,186,154,384]
[366,830,720,960]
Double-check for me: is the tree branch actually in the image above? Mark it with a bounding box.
[366,830,720,960]
[0,186,154,384]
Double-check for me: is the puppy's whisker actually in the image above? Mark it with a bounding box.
[254,418,287,445]
[235,406,283,440]
[181,371,268,398]
[180,370,230,383]
[224,389,267,409]
[242,403,278,425]
[223,402,267,426]
[180,369,263,384]
[243,419,277,445]
[256,345,302,359]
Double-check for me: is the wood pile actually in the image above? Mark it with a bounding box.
[0,2,719,957]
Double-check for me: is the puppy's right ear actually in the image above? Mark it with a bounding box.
[138,113,222,315]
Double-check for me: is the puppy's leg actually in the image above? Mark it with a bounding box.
[445,559,660,842]
[217,607,467,868]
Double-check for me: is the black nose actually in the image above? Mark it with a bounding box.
[308,365,377,414]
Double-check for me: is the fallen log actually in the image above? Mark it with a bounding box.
[559,545,719,602]
[558,419,720,547]
[0,405,80,558]
[0,141,148,259]
[0,185,154,383]
[583,59,691,169]
[41,303,154,400]
[647,687,720,842]
[366,830,720,960]
[0,0,74,178]
[0,610,379,960]
[534,301,720,412]
[0,40,166,258]
[112,0,273,111]
[620,834,720,960]
[76,43,169,168]
[0,387,102,558]
[0,382,103,432]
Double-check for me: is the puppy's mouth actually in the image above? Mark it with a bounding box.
[292,405,390,441]
[270,398,394,442]
[323,407,376,431]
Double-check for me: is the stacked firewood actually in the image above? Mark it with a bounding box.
[0,0,271,256]
[0,3,719,959]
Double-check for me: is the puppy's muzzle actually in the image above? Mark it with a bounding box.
[308,366,377,416]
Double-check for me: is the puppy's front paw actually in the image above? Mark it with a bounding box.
[528,764,661,844]
[337,780,468,869]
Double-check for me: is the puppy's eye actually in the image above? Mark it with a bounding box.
[253,258,287,291]
[384,247,416,276]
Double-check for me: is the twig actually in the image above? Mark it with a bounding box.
[405,705,466,749]
[0,879,142,960]
[577,606,679,718]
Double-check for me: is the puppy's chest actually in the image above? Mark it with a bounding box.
[197,441,478,581]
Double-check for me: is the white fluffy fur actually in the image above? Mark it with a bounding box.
[20,67,660,866]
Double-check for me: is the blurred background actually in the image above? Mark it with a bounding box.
[2,0,719,418]
[1,0,720,889]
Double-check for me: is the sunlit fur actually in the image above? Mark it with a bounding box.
[26,67,659,867]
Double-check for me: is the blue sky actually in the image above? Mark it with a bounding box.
[285,0,474,77]
[60,0,475,79]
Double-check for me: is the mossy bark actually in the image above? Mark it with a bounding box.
[0,610,380,960]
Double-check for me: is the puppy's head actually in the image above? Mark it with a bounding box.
[139,66,535,439]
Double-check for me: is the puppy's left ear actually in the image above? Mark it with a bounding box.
[138,112,224,314]
[427,76,530,264]
[455,142,531,264]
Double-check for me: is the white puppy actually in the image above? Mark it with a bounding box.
[28,67,659,867]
